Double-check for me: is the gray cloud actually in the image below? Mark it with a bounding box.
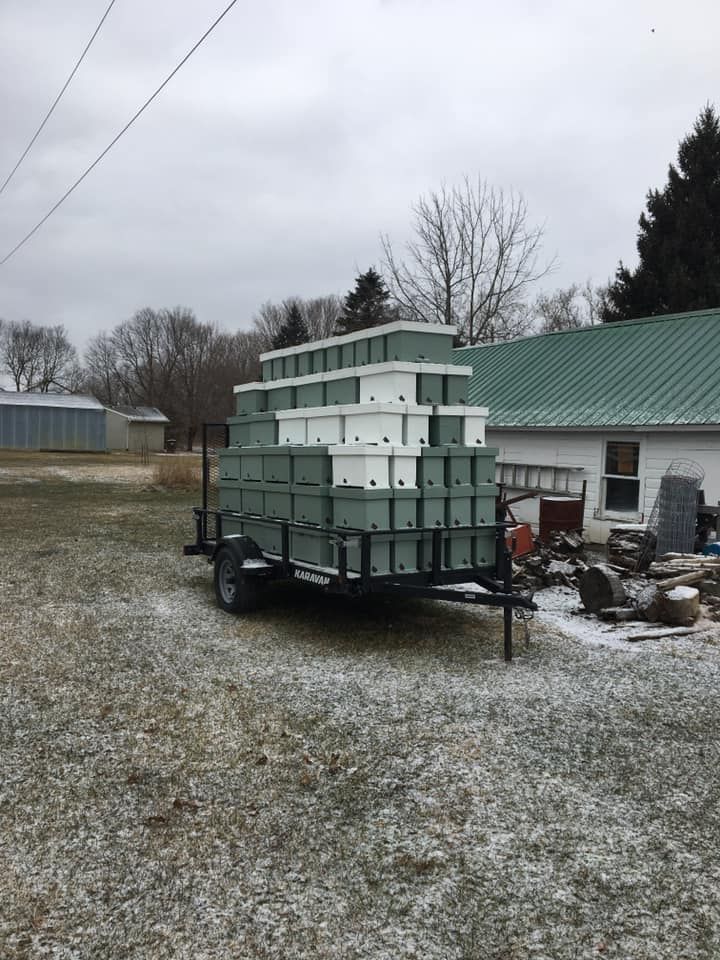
[0,0,717,349]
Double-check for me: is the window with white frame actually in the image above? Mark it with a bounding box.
[603,441,641,514]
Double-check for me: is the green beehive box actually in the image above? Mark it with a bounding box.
[296,380,325,408]
[271,357,284,380]
[291,527,334,566]
[291,447,333,486]
[417,447,448,488]
[335,534,392,575]
[444,373,470,405]
[227,418,250,446]
[445,447,473,486]
[418,486,447,528]
[261,359,272,382]
[228,412,278,446]
[240,452,263,481]
[417,372,444,405]
[266,384,295,412]
[355,339,369,366]
[392,488,420,529]
[472,448,499,486]
[283,354,298,379]
[218,449,242,480]
[446,486,473,527]
[473,528,496,568]
[341,343,355,368]
[262,447,291,484]
[325,344,341,371]
[218,483,242,512]
[297,352,312,377]
[325,375,358,405]
[248,413,279,446]
[241,485,264,516]
[292,484,333,526]
[445,530,474,569]
[311,348,326,374]
[429,414,462,446]
[392,532,420,573]
[331,487,391,531]
[385,329,453,363]
[263,484,292,520]
[473,483,499,525]
[418,532,448,571]
[219,515,244,536]
[244,519,282,555]
[369,334,385,364]
[235,388,267,416]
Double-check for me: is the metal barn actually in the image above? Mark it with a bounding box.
[0,392,107,451]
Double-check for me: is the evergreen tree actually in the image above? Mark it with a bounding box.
[336,268,393,334]
[271,302,309,349]
[603,105,720,321]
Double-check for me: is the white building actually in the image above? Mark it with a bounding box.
[454,308,720,543]
[105,405,169,452]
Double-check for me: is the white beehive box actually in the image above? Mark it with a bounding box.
[306,407,344,445]
[275,410,307,444]
[403,405,430,446]
[435,404,489,445]
[463,409,488,446]
[329,445,390,489]
[340,403,404,446]
[390,447,420,488]
[358,362,417,404]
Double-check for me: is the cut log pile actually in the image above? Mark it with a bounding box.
[510,522,719,638]
[580,549,720,629]
[513,531,587,590]
[606,524,653,570]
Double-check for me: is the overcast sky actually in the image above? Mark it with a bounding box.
[0,0,717,350]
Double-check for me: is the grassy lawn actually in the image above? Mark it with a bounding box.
[1,452,719,959]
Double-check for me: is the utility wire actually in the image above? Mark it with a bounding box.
[0,0,240,268]
[0,0,118,199]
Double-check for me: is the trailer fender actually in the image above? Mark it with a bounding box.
[209,534,264,565]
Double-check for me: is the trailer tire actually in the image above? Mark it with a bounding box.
[213,543,262,614]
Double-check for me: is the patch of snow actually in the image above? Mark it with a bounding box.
[666,585,699,600]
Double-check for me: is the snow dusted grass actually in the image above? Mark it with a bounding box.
[1,452,720,958]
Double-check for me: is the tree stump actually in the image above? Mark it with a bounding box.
[579,565,627,613]
[657,586,700,625]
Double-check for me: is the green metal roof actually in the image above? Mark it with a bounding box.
[452,307,720,428]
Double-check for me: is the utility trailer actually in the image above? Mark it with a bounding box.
[184,425,537,661]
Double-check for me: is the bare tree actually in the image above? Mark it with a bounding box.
[1,320,42,390]
[0,320,77,391]
[34,325,78,391]
[110,308,179,406]
[530,280,610,333]
[303,295,343,340]
[251,295,343,349]
[83,331,122,405]
[251,301,286,350]
[381,176,555,344]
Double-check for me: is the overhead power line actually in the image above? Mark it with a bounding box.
[0,0,118,199]
[0,0,240,268]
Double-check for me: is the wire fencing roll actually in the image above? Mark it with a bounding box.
[636,459,705,570]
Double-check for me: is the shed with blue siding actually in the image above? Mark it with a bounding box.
[0,392,107,451]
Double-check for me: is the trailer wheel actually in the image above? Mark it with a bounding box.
[214,545,261,613]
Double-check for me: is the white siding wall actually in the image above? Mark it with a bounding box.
[127,421,165,452]
[643,431,720,516]
[105,411,129,450]
[487,427,720,544]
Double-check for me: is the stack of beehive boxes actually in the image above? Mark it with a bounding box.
[218,320,498,575]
